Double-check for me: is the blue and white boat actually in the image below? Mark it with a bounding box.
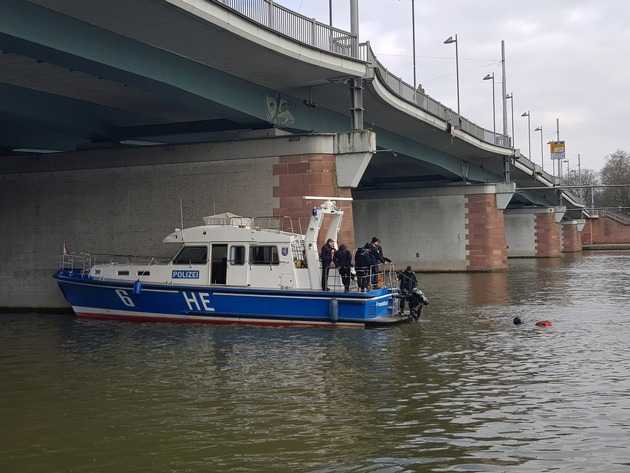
[54,199,415,328]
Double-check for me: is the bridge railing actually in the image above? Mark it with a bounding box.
[216,0,358,57]
[362,42,512,149]
[210,1,511,150]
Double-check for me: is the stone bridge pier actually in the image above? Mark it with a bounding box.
[504,207,567,258]
[352,184,515,272]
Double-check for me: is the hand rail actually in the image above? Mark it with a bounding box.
[214,0,357,58]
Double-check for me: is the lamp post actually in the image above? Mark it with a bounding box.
[534,126,544,171]
[506,93,515,148]
[521,111,531,160]
[444,34,460,118]
[483,73,496,138]
[412,0,416,90]
[329,0,333,26]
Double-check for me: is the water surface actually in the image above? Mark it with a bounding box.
[2,252,630,472]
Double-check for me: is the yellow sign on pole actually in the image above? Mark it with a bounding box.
[549,141,566,160]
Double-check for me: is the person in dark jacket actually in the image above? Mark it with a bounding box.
[320,239,335,291]
[355,243,375,292]
[334,244,352,292]
[368,237,391,287]
[398,266,417,313]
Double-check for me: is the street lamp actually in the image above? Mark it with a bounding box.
[506,93,515,148]
[329,0,333,26]
[444,34,460,118]
[412,0,416,90]
[534,126,544,170]
[483,73,496,138]
[521,111,531,160]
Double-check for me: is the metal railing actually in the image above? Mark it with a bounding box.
[203,214,304,234]
[324,263,399,293]
[59,252,172,278]
[209,1,511,149]
[601,210,630,225]
[362,42,512,149]
[215,0,357,57]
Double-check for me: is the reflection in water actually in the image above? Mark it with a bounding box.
[2,253,630,472]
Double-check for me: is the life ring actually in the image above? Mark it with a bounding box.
[535,320,552,328]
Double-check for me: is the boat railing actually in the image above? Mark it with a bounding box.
[205,215,305,234]
[325,263,399,293]
[59,251,172,278]
[59,252,93,277]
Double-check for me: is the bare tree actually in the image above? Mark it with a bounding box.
[565,168,599,208]
[599,150,630,215]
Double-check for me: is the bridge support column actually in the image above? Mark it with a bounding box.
[504,207,565,258]
[561,220,585,253]
[353,183,514,272]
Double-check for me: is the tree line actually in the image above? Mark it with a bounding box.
[563,150,630,216]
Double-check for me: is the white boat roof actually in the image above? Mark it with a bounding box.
[163,222,301,245]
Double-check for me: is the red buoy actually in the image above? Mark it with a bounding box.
[535,320,553,328]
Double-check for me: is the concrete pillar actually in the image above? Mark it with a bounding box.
[352,183,514,272]
[504,208,563,258]
[561,220,584,253]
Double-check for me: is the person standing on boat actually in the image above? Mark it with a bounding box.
[320,239,335,291]
[355,243,374,292]
[398,266,417,313]
[334,244,353,292]
[368,237,391,288]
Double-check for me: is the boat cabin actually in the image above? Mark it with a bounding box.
[88,202,345,291]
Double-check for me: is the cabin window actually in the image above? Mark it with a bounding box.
[173,246,208,265]
[249,245,279,265]
[230,246,245,265]
[137,271,150,276]
[118,271,130,276]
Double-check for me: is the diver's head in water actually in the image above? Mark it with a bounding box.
[513,317,523,325]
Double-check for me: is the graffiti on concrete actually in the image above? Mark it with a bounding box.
[266,95,295,127]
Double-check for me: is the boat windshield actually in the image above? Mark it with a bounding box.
[172,246,208,265]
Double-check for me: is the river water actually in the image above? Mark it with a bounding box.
[2,252,630,472]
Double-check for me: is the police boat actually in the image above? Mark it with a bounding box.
[54,199,414,328]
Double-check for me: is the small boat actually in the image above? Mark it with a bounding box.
[54,199,418,328]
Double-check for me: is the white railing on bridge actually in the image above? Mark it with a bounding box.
[210,0,512,150]
[216,0,358,57]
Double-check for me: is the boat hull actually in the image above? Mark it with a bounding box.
[54,271,405,328]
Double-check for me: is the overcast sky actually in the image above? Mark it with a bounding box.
[278,0,630,173]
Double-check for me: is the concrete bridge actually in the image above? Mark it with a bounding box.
[0,0,588,308]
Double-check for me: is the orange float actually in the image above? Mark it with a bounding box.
[535,320,553,328]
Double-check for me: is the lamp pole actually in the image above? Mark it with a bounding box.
[501,40,508,137]
[506,93,515,148]
[578,153,582,196]
[534,126,544,170]
[350,0,359,57]
[521,111,531,160]
[329,0,333,26]
[444,34,460,118]
[412,0,416,90]
[483,73,496,138]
